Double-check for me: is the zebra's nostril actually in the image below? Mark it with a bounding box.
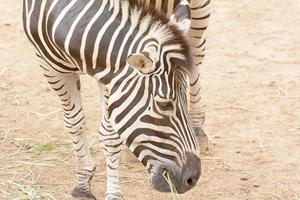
[186,177,193,187]
[185,176,197,188]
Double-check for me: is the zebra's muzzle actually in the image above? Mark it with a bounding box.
[149,152,201,194]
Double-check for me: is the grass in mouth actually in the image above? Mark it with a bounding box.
[163,170,178,200]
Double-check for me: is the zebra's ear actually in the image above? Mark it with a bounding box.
[170,0,191,34]
[127,52,155,74]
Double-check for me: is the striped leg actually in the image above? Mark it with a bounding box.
[42,67,96,199]
[188,0,211,152]
[99,86,123,200]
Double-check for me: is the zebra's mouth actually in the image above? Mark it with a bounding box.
[148,164,157,187]
[148,153,201,194]
[148,163,176,193]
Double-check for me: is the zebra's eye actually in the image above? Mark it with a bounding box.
[156,101,174,111]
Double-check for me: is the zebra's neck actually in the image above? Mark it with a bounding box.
[91,0,186,84]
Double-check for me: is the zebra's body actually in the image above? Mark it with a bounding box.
[23,0,209,199]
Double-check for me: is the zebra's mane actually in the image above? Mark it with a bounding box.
[126,0,193,74]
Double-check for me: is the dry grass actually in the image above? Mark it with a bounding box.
[163,171,178,200]
[0,130,76,200]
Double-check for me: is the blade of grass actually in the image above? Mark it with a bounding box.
[163,170,178,200]
[31,143,53,154]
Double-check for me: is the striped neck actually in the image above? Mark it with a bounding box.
[93,0,192,85]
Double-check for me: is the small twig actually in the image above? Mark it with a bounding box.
[258,141,266,152]
[276,84,288,97]
[0,182,10,195]
[121,180,135,184]
[14,96,21,106]
[0,171,28,175]
[275,84,300,98]
[15,161,55,167]
[119,175,146,180]
[0,129,9,143]
[1,83,11,90]
[43,194,57,200]
[0,68,7,76]
[30,109,62,118]
[33,172,41,185]
[213,105,268,115]
[6,180,37,198]
[44,157,69,165]
[25,166,38,184]
[206,132,215,144]
[0,144,23,160]
[274,95,300,98]
[201,157,222,160]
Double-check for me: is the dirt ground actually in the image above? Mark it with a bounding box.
[0,0,300,199]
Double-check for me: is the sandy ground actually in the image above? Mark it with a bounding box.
[0,0,300,199]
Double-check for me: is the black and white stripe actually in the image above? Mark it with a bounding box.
[23,0,208,199]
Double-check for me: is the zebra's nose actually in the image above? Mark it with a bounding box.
[149,152,201,194]
[181,152,201,191]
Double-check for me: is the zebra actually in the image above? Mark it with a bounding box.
[22,0,207,199]
[136,0,211,152]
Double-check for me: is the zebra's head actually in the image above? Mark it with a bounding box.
[107,1,200,194]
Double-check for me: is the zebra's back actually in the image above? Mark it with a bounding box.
[23,0,79,74]
[137,0,181,16]
[23,0,210,76]
[23,0,133,76]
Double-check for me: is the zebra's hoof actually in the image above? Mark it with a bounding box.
[71,188,96,200]
[198,134,209,154]
[194,127,209,154]
[105,192,123,200]
[121,147,138,163]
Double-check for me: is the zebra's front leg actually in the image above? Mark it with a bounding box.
[99,87,123,200]
[99,119,123,200]
[189,75,208,153]
[42,70,96,199]
[188,0,211,153]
